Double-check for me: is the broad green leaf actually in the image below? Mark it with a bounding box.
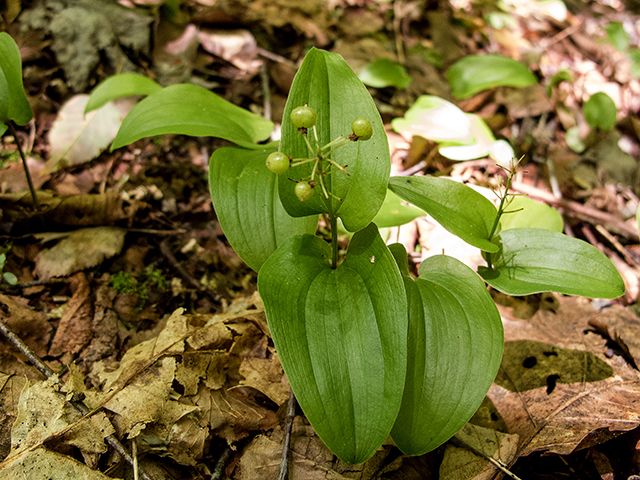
[0,32,33,127]
[388,176,499,252]
[584,92,617,131]
[391,95,473,143]
[630,49,640,78]
[85,73,161,114]
[278,48,391,232]
[446,54,537,99]
[258,224,407,464]
[372,189,425,228]
[389,247,503,455]
[358,58,411,89]
[209,146,317,271]
[500,196,563,232]
[479,228,625,298]
[112,84,273,150]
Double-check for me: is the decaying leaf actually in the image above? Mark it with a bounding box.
[0,191,131,228]
[48,273,94,357]
[1,447,119,480]
[439,423,519,480]
[35,227,126,279]
[0,294,52,358]
[46,95,132,173]
[490,297,640,458]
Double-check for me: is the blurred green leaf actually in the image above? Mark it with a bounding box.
[584,92,617,131]
[372,189,425,228]
[606,22,629,51]
[0,32,33,127]
[446,54,537,99]
[500,196,563,232]
[358,58,411,89]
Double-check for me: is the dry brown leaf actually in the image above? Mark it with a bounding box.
[0,447,120,480]
[238,355,289,406]
[490,297,640,459]
[48,273,93,357]
[35,227,126,279]
[0,191,130,227]
[440,424,519,480]
[0,294,52,358]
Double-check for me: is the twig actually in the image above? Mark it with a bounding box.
[211,445,233,480]
[257,48,296,68]
[159,239,221,304]
[451,435,523,480]
[7,122,39,210]
[260,61,272,122]
[278,388,298,480]
[0,317,154,480]
[594,224,640,267]
[511,182,640,242]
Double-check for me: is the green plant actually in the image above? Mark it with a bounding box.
[0,251,17,286]
[90,47,624,465]
[111,269,166,312]
[0,33,38,208]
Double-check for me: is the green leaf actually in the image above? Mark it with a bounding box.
[358,58,411,89]
[209,146,317,271]
[85,73,162,114]
[0,32,33,127]
[606,22,629,52]
[629,49,640,78]
[388,176,499,252]
[372,189,425,228]
[446,54,537,99]
[479,228,625,298]
[389,247,503,455]
[112,84,273,150]
[278,48,391,232]
[584,92,617,131]
[500,196,563,232]
[3,271,17,286]
[258,224,407,464]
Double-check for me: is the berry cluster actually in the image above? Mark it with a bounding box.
[265,105,373,202]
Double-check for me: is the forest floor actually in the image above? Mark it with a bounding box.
[1,0,640,479]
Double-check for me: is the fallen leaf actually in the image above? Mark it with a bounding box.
[35,227,126,279]
[46,95,132,173]
[0,294,52,358]
[48,273,93,357]
[490,297,640,458]
[0,447,119,479]
[440,423,519,480]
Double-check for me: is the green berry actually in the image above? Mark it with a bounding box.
[290,106,317,129]
[266,152,290,174]
[351,118,373,140]
[294,181,314,202]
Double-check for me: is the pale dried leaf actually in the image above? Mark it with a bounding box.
[0,447,120,479]
[35,227,126,279]
[46,95,131,172]
[439,424,519,480]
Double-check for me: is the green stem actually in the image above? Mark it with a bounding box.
[7,122,39,210]
[330,215,338,269]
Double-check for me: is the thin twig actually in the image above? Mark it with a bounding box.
[260,61,272,122]
[7,122,39,210]
[0,317,154,480]
[211,445,233,480]
[511,182,640,242]
[278,388,298,480]
[159,239,221,304]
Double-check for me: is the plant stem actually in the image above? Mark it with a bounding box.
[330,215,338,269]
[7,122,39,210]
